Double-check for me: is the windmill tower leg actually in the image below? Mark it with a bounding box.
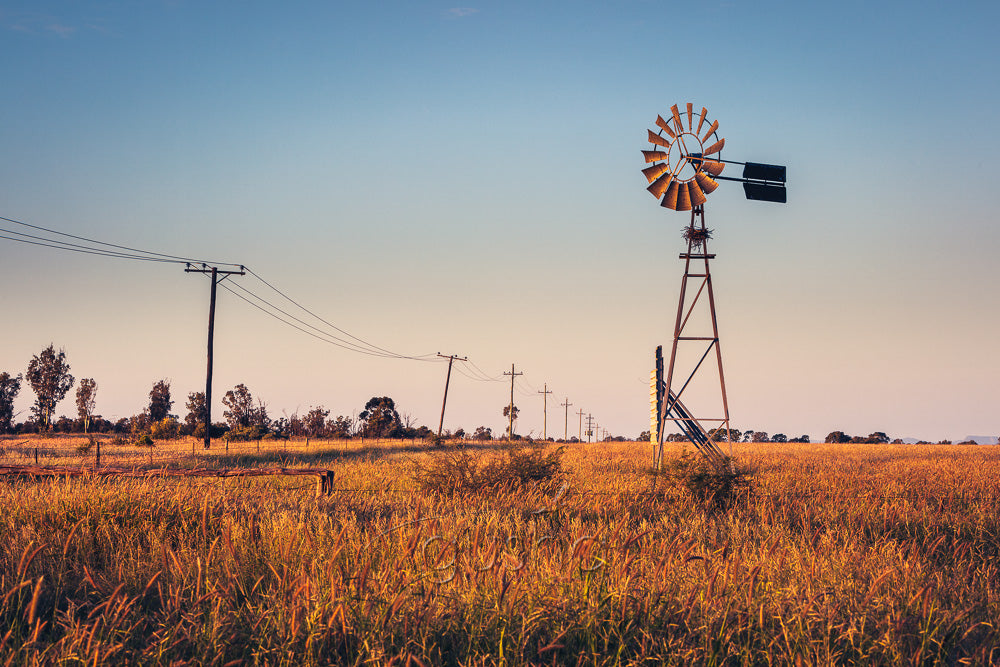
[656,204,731,469]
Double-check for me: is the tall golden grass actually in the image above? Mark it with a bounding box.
[1,438,998,664]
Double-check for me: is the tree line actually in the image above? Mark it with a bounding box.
[0,344,488,442]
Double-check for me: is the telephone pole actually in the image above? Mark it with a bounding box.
[503,364,523,440]
[560,398,572,441]
[576,408,584,441]
[185,263,245,450]
[537,383,553,440]
[585,413,595,443]
[436,353,467,440]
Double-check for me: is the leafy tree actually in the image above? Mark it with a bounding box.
[75,378,98,433]
[866,431,889,444]
[771,433,787,443]
[751,431,769,443]
[148,380,173,422]
[825,431,851,444]
[250,399,271,431]
[359,396,399,437]
[502,404,519,438]
[473,426,492,441]
[638,430,651,442]
[0,372,22,433]
[304,406,331,437]
[453,427,466,439]
[328,415,354,439]
[222,384,255,429]
[789,434,810,443]
[25,344,75,431]
[184,392,207,434]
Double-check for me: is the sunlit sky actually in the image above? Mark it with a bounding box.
[2,1,998,442]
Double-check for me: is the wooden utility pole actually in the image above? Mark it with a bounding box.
[503,364,523,440]
[585,414,595,443]
[537,383,553,440]
[576,408,584,441]
[436,353,467,439]
[185,263,245,449]
[561,398,572,441]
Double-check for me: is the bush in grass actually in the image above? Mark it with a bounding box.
[150,417,180,441]
[414,444,565,494]
[226,425,269,442]
[667,449,752,511]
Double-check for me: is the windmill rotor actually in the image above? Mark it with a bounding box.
[642,104,725,212]
[642,104,786,209]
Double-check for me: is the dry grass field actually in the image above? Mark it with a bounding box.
[1,435,998,665]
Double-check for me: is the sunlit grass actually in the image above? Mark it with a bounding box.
[1,437,998,664]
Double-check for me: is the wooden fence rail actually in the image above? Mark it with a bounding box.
[0,465,336,496]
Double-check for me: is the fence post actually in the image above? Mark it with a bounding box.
[95,438,101,468]
[315,470,335,498]
[35,447,39,465]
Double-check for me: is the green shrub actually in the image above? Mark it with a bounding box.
[414,445,564,494]
[150,417,180,440]
[667,449,752,510]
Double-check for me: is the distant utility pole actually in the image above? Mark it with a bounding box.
[436,353,467,439]
[503,364,523,440]
[537,383,553,440]
[561,398,572,441]
[576,409,584,441]
[586,413,595,443]
[185,263,245,450]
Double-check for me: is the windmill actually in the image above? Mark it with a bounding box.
[643,103,786,470]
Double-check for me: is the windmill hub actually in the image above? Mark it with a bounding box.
[669,133,705,181]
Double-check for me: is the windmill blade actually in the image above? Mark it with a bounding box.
[696,107,708,134]
[647,170,674,198]
[702,159,725,176]
[661,181,680,210]
[654,115,676,139]
[648,130,672,149]
[675,181,692,211]
[642,162,671,183]
[687,180,707,207]
[686,103,693,130]
[670,104,684,133]
[703,137,725,156]
[701,119,719,143]
[641,149,669,164]
[695,171,719,194]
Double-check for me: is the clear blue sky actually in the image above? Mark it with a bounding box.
[2,1,998,442]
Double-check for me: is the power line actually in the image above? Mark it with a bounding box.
[0,214,240,267]
[1,214,439,363]
[218,283,436,360]
[243,267,435,362]
[0,230,183,263]
[224,280,420,359]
